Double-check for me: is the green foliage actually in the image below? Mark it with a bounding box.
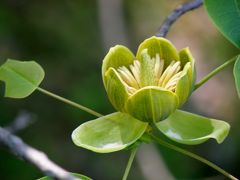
[234,56,240,97]
[38,173,92,180]
[72,112,148,153]
[0,59,44,98]
[204,0,240,48]
[156,110,230,145]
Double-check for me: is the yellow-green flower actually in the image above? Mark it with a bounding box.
[0,38,230,154]
[102,36,195,123]
[71,36,229,153]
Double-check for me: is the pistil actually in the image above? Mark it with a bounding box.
[117,53,182,94]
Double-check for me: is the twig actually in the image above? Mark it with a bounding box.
[194,55,238,90]
[5,111,35,133]
[156,0,203,37]
[0,127,81,180]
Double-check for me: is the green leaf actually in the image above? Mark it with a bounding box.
[72,112,148,153]
[37,173,92,180]
[234,55,240,97]
[237,0,240,10]
[0,59,44,98]
[204,0,240,48]
[156,110,230,145]
[126,87,178,122]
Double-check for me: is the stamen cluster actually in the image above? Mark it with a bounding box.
[117,54,182,94]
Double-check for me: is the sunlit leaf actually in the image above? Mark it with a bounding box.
[204,0,240,48]
[37,173,92,180]
[234,55,240,97]
[0,59,44,98]
[72,112,148,153]
[156,110,230,145]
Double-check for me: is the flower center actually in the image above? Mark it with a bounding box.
[117,53,182,95]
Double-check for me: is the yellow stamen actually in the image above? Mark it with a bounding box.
[117,53,182,95]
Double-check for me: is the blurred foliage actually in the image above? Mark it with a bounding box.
[0,0,239,180]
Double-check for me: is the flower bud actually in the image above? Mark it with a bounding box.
[102,36,195,123]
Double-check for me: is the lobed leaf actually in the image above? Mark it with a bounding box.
[156,110,230,145]
[0,59,44,98]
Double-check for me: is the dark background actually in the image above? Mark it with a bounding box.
[0,0,239,179]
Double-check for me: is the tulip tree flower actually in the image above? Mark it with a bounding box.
[72,37,230,153]
[102,37,194,123]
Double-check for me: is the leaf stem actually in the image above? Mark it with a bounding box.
[122,147,138,180]
[194,55,238,90]
[149,133,238,180]
[37,87,103,118]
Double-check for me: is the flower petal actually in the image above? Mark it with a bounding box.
[126,87,178,122]
[136,36,179,67]
[175,62,192,106]
[179,47,195,66]
[102,45,135,85]
[175,48,196,105]
[72,112,148,153]
[156,110,230,145]
[179,47,196,85]
[104,68,129,111]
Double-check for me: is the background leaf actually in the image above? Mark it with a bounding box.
[234,56,240,97]
[204,0,240,48]
[0,59,44,98]
[72,112,148,153]
[156,110,230,145]
[37,173,92,180]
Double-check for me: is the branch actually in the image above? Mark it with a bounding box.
[0,127,81,180]
[5,111,35,133]
[156,0,203,37]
